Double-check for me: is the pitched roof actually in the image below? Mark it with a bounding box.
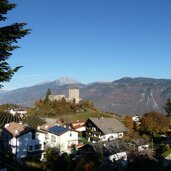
[4,122,33,137]
[92,139,126,154]
[40,123,54,131]
[48,126,69,136]
[88,117,127,134]
[70,121,85,130]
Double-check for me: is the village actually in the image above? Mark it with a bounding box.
[1,0,171,170]
[0,88,171,171]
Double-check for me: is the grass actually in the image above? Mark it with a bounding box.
[161,147,171,158]
[56,110,115,123]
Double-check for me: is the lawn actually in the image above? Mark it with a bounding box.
[56,111,114,123]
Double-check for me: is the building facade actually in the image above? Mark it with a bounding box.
[49,87,81,104]
[85,117,127,143]
[40,124,79,154]
[2,122,45,159]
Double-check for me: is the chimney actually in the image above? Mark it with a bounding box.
[15,129,19,135]
[5,123,9,128]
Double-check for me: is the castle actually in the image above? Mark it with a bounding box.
[49,87,81,104]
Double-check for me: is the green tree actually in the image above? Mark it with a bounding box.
[45,147,69,171]
[163,98,171,117]
[44,88,52,102]
[0,0,30,88]
[141,111,170,133]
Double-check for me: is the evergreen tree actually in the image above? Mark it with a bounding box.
[163,98,171,117]
[44,88,51,102]
[0,0,31,87]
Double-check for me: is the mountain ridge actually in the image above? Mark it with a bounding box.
[0,77,171,115]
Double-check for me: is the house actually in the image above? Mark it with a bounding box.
[79,139,127,169]
[40,124,79,154]
[132,115,140,122]
[9,108,27,118]
[131,139,149,152]
[85,117,127,143]
[1,122,45,160]
[70,121,86,132]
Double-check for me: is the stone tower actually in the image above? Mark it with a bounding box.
[69,87,80,103]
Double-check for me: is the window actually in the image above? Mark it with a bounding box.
[28,145,33,151]
[118,133,123,138]
[34,144,42,150]
[45,134,49,139]
[51,135,56,143]
[32,131,36,139]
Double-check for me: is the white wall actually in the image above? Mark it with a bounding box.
[75,126,86,132]
[138,144,149,152]
[100,132,124,141]
[9,109,27,115]
[46,130,78,153]
[109,151,127,162]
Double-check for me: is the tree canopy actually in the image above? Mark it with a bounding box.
[44,88,52,102]
[0,0,31,87]
[141,111,170,133]
[163,98,171,117]
[124,115,134,131]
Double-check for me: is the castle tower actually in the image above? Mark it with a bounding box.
[69,87,80,103]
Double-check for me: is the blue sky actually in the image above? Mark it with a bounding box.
[2,0,171,90]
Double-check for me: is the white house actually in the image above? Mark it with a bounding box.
[40,124,79,154]
[138,144,149,152]
[1,122,45,160]
[85,117,127,143]
[9,108,27,118]
[132,115,140,122]
[109,151,127,162]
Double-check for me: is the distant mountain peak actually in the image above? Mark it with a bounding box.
[34,81,51,86]
[0,89,8,93]
[56,77,81,86]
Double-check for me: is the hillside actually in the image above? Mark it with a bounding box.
[81,77,171,115]
[0,77,171,115]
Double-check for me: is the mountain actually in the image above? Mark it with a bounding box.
[0,77,83,107]
[0,77,171,115]
[56,77,81,86]
[81,77,171,115]
[0,89,8,93]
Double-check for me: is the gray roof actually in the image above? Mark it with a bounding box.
[89,117,127,134]
[92,139,127,154]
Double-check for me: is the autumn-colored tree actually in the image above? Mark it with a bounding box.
[124,115,134,131]
[34,99,42,108]
[141,111,170,133]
